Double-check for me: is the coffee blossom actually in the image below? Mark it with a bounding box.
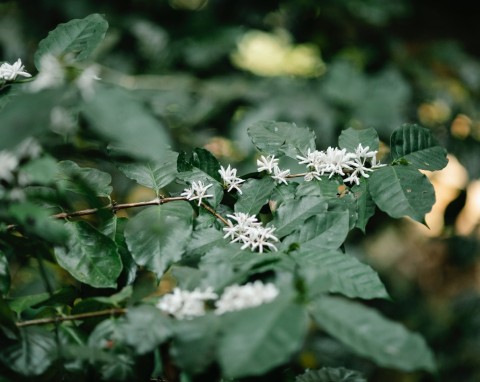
[156,287,218,320]
[215,281,279,314]
[0,59,31,81]
[219,165,245,194]
[181,180,214,206]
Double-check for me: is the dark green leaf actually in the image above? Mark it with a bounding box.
[57,160,112,197]
[390,124,448,171]
[186,226,227,256]
[218,297,308,378]
[177,148,221,182]
[369,165,435,223]
[296,367,366,382]
[338,127,379,152]
[310,296,436,372]
[270,182,297,210]
[296,179,340,199]
[55,221,122,288]
[248,121,316,158]
[351,181,376,232]
[0,251,10,294]
[176,169,224,208]
[34,13,108,68]
[234,177,276,215]
[0,297,18,338]
[8,292,50,314]
[124,202,193,278]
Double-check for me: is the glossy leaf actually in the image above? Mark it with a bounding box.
[177,148,222,182]
[296,367,366,382]
[0,251,10,295]
[351,181,376,232]
[55,221,122,288]
[368,165,435,223]
[296,178,340,199]
[34,13,108,68]
[390,123,448,171]
[124,202,193,277]
[310,296,436,372]
[57,160,112,197]
[248,121,316,158]
[338,127,379,152]
[234,177,276,215]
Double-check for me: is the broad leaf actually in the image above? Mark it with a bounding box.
[269,196,327,237]
[8,292,50,314]
[351,181,376,232]
[248,121,316,158]
[296,367,366,382]
[177,148,221,182]
[124,202,193,277]
[269,183,297,210]
[82,86,171,161]
[218,297,308,378]
[0,251,10,294]
[186,226,227,256]
[18,156,58,185]
[117,151,178,195]
[0,326,57,376]
[57,160,112,197]
[338,127,379,152]
[310,296,436,372]
[292,249,389,299]
[296,178,340,199]
[55,221,122,288]
[368,165,435,223]
[390,124,448,171]
[34,13,108,68]
[234,177,276,215]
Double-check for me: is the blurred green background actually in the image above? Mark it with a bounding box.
[2,1,480,380]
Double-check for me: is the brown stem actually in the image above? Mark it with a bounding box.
[201,202,229,225]
[16,308,127,327]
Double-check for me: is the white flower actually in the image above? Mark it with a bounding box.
[322,147,356,177]
[76,65,100,99]
[271,165,290,185]
[215,281,279,314]
[223,212,261,241]
[0,151,18,182]
[240,226,279,253]
[181,180,214,206]
[219,165,245,194]
[0,59,31,81]
[343,144,386,185]
[256,155,279,174]
[304,171,321,182]
[29,55,65,92]
[157,287,218,320]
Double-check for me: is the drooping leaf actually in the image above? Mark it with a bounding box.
[34,13,108,68]
[82,86,171,161]
[296,367,367,382]
[124,202,193,278]
[0,326,57,376]
[55,221,122,288]
[177,148,222,182]
[248,121,316,158]
[390,123,448,171]
[309,296,436,372]
[351,181,376,232]
[269,196,327,237]
[0,251,10,295]
[368,165,435,223]
[57,160,112,197]
[117,151,178,195]
[218,297,308,378]
[234,177,276,215]
[292,249,389,299]
[338,127,379,152]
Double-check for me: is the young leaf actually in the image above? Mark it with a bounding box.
[218,297,308,378]
[309,296,436,372]
[390,123,448,171]
[248,121,316,158]
[34,13,109,68]
[234,177,276,215]
[124,202,193,278]
[0,251,10,295]
[351,181,376,232]
[338,127,379,152]
[55,221,122,288]
[368,165,435,223]
[296,367,366,382]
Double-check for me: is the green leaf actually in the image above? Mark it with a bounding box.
[368,165,435,223]
[0,327,57,376]
[283,210,350,250]
[0,296,19,338]
[8,292,50,314]
[177,148,221,182]
[171,313,220,374]
[296,367,367,382]
[117,151,178,195]
[124,202,193,278]
[248,121,316,158]
[186,226,227,256]
[0,251,10,295]
[118,305,172,355]
[34,13,108,68]
[309,296,436,372]
[57,160,112,197]
[270,183,297,210]
[292,249,389,299]
[269,196,327,237]
[218,297,308,378]
[390,123,448,171]
[55,221,122,288]
[18,156,58,185]
[176,169,224,208]
[338,127,379,152]
[234,177,276,215]
[296,179,340,199]
[351,181,376,232]
[82,86,171,161]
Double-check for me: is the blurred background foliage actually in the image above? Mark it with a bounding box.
[1,0,480,380]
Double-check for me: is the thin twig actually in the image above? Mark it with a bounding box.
[201,202,229,225]
[16,308,127,327]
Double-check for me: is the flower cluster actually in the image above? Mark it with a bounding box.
[223,212,279,253]
[218,165,244,193]
[0,59,31,81]
[297,143,385,185]
[257,155,290,185]
[157,281,279,319]
[181,180,214,206]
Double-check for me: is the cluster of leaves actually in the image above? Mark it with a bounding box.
[0,14,450,382]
